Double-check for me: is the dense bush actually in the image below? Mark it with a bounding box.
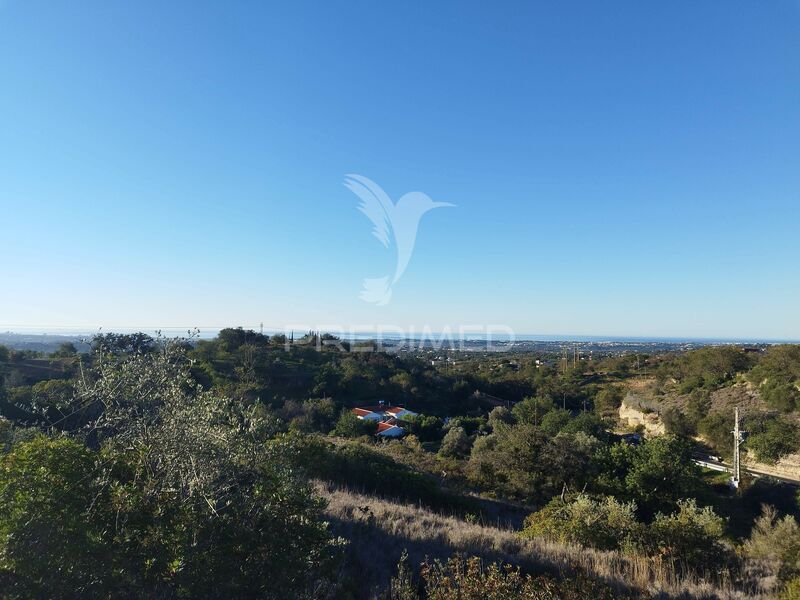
[761,379,800,413]
[521,495,640,551]
[333,409,378,437]
[280,434,473,513]
[468,422,600,502]
[662,406,694,437]
[538,408,571,436]
[657,346,753,393]
[390,554,621,600]
[749,346,800,386]
[593,386,623,415]
[742,505,800,583]
[749,346,800,412]
[591,436,704,518]
[684,389,711,430]
[445,416,488,436]
[0,341,337,599]
[642,499,728,572]
[404,414,445,441]
[511,396,555,426]
[0,435,334,599]
[439,426,472,458]
[698,411,734,458]
[283,397,337,433]
[487,406,515,429]
[522,495,728,573]
[561,412,608,440]
[0,437,113,597]
[747,417,800,463]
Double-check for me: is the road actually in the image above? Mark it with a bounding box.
[692,454,800,487]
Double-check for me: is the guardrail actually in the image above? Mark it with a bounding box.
[692,457,800,486]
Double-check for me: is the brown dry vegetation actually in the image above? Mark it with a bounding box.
[317,482,776,599]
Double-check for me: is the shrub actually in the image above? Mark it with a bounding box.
[561,412,607,440]
[698,411,733,458]
[17,339,339,599]
[417,555,620,600]
[467,424,549,500]
[404,414,444,442]
[761,379,800,413]
[662,407,694,437]
[521,495,641,551]
[590,436,704,519]
[661,346,753,393]
[511,396,553,426]
[446,416,487,436]
[282,435,472,512]
[287,397,337,433]
[643,499,728,571]
[523,496,728,574]
[742,505,800,582]
[782,578,800,600]
[749,346,800,412]
[747,418,800,463]
[594,387,623,415]
[333,410,378,437]
[749,345,800,386]
[0,436,114,597]
[439,426,472,458]
[538,408,571,436]
[685,389,711,429]
[624,435,703,518]
[487,406,515,429]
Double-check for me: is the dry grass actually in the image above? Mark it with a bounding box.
[317,481,776,599]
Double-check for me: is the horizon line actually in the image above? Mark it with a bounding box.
[1,326,798,345]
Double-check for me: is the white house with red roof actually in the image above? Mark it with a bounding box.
[383,406,418,420]
[351,408,384,421]
[350,402,418,437]
[376,421,405,438]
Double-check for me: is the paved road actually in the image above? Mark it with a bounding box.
[692,454,800,487]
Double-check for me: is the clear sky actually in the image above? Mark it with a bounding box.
[1,1,798,340]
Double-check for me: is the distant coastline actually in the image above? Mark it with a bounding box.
[1,328,798,353]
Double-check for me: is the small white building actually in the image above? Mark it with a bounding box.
[376,421,405,438]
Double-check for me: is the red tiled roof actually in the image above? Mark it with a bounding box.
[352,408,376,417]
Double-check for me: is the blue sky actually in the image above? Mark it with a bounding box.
[1,1,798,340]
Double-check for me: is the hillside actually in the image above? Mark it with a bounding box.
[318,482,773,599]
[623,378,765,417]
[3,334,800,598]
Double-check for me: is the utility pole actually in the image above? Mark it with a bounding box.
[732,406,745,488]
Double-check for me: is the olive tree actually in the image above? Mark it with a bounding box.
[1,337,337,598]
